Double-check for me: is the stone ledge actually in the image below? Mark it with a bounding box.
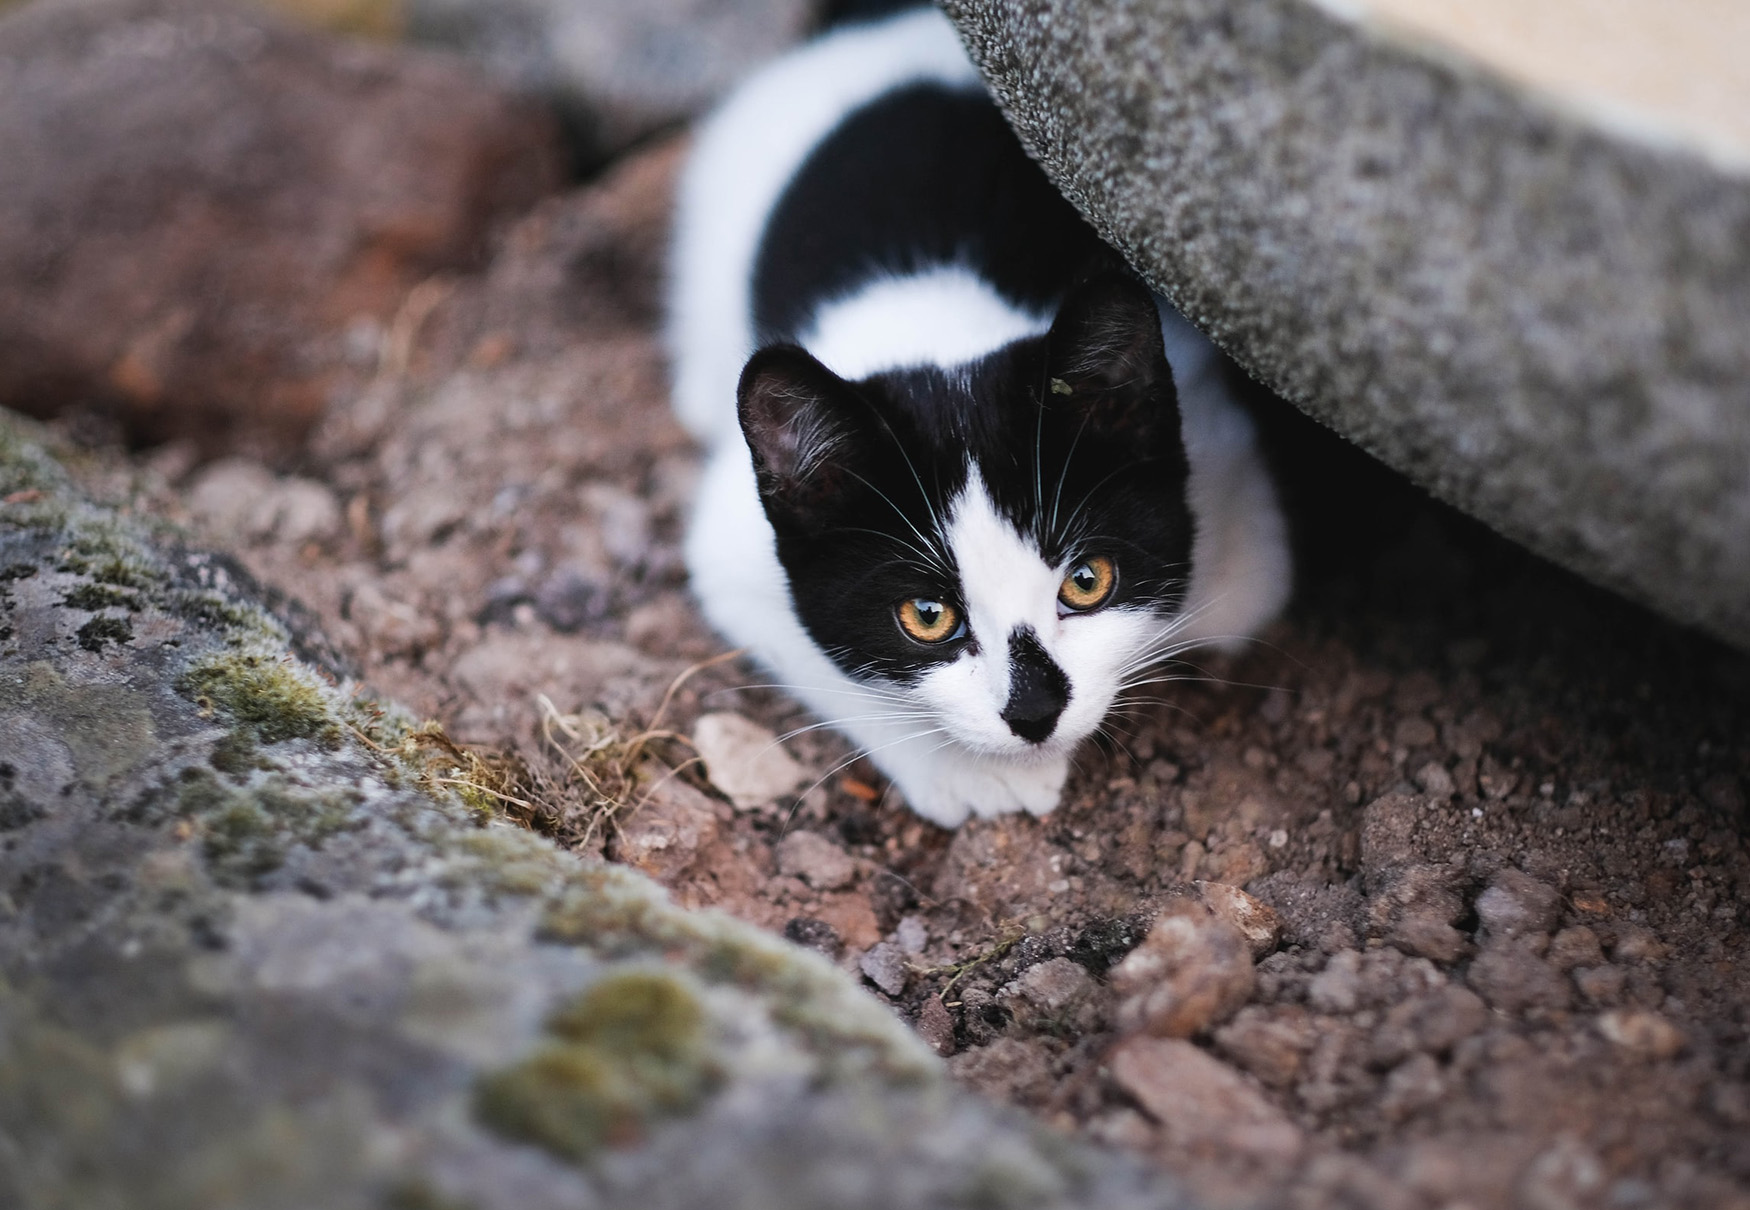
[944,0,1750,650]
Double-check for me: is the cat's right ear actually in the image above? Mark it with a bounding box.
[737,345,863,531]
[1042,273,1179,448]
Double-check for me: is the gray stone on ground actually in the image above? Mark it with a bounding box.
[0,412,1203,1208]
[942,0,1750,651]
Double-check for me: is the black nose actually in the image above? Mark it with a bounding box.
[1001,627,1071,743]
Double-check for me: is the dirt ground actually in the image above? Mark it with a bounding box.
[63,139,1750,1210]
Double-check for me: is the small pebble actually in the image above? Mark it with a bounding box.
[1596,1009,1685,1059]
[1378,1052,1446,1122]
[1196,881,1284,958]
[1414,761,1456,798]
[783,916,842,959]
[1611,925,1669,964]
[1109,1037,1302,1162]
[1111,900,1256,1037]
[915,994,956,1055]
[1213,1006,1313,1088]
[860,941,910,996]
[1370,985,1487,1066]
[775,830,857,891]
[894,915,929,955]
[1468,942,1570,1013]
[533,567,611,632]
[692,712,808,809]
[1572,964,1628,1007]
[1475,869,1561,940]
[1001,958,1101,1031]
[1546,925,1606,971]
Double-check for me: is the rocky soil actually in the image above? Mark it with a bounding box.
[8,3,1748,1207]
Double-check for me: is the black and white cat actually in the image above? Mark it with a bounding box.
[667,3,1289,828]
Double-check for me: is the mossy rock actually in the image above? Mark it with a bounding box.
[0,413,1203,1209]
[475,971,719,1160]
[176,651,343,747]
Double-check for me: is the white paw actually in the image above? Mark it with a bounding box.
[891,783,973,829]
[882,746,1068,827]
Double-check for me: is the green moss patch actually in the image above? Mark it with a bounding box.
[75,614,134,652]
[0,419,62,497]
[536,865,936,1087]
[153,768,362,886]
[178,653,341,747]
[56,531,158,592]
[61,583,143,613]
[473,971,718,1162]
[168,588,267,638]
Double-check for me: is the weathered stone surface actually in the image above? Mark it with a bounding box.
[0,414,1209,1208]
[942,0,1750,650]
[0,0,561,456]
[407,0,813,168]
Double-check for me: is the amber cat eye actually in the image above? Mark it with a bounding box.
[896,597,961,643]
[1058,555,1116,611]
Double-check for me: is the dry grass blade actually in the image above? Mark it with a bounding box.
[348,709,538,824]
[532,648,744,848]
[917,927,1028,998]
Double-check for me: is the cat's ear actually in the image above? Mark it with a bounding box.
[737,344,864,529]
[1042,273,1179,441]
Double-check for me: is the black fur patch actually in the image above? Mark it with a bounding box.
[752,82,1115,345]
[817,0,929,31]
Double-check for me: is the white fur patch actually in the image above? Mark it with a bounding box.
[908,472,1163,762]
[667,8,980,448]
[802,268,1048,380]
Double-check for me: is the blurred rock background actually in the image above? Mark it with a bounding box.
[0,0,809,459]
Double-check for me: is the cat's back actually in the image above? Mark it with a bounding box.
[667,3,1100,443]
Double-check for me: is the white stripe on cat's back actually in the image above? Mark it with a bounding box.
[668,8,982,448]
[803,267,1048,380]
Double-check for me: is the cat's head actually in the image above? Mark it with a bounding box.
[737,273,1193,763]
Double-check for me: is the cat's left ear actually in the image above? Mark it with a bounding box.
[1042,273,1179,443]
[737,344,865,531]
